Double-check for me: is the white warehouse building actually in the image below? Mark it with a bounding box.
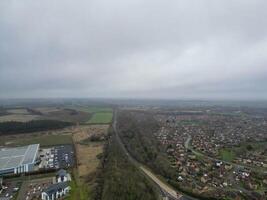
[0,144,39,175]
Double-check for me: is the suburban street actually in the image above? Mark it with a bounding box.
[184,135,263,171]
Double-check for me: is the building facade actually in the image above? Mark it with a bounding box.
[41,169,71,200]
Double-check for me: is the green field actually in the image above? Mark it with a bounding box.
[177,120,206,126]
[67,106,113,124]
[87,112,113,124]
[68,169,89,200]
[219,149,236,162]
[68,106,112,113]
[1,134,73,147]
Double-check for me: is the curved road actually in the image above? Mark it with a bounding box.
[113,110,196,200]
[184,136,264,171]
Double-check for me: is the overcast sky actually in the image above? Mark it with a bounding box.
[0,0,267,100]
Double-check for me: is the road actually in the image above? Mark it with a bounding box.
[184,136,260,170]
[140,166,180,200]
[185,136,244,168]
[113,110,196,200]
[184,136,258,197]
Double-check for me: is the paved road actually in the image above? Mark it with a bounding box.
[184,136,259,170]
[184,136,258,197]
[113,110,196,200]
[185,136,244,168]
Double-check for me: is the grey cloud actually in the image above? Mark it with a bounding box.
[0,0,267,100]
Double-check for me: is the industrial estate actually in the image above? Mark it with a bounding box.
[0,103,111,200]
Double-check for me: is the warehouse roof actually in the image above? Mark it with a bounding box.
[0,144,39,171]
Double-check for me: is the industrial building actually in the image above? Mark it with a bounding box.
[0,144,39,175]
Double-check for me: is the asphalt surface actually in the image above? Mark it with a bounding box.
[52,145,75,169]
[113,110,197,200]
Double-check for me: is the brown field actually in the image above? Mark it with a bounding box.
[76,143,103,177]
[72,125,109,142]
[40,109,91,123]
[0,106,91,123]
[0,114,39,122]
[7,108,30,114]
[72,125,108,179]
[33,107,61,113]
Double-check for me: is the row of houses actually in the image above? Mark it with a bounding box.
[41,169,71,200]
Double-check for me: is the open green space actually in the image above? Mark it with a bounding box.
[236,141,267,152]
[67,106,113,124]
[177,120,206,126]
[68,106,112,113]
[219,141,267,162]
[68,169,89,200]
[87,112,113,124]
[0,134,73,147]
[219,149,236,162]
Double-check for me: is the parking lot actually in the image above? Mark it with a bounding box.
[39,145,75,169]
[0,180,21,200]
[16,177,52,200]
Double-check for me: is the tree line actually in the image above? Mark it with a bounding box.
[91,127,159,200]
[0,120,73,135]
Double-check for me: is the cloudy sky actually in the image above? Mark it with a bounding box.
[0,0,267,100]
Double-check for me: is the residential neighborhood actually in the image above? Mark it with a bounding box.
[154,108,267,199]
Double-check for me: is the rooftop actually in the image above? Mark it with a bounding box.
[43,182,69,196]
[0,144,39,171]
[56,169,67,177]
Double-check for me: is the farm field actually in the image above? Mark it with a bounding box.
[40,108,91,123]
[0,114,39,122]
[68,106,112,113]
[7,108,30,114]
[0,106,92,123]
[87,112,113,124]
[0,107,41,122]
[0,133,73,147]
[68,106,113,124]
[0,106,113,124]
[33,107,61,113]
